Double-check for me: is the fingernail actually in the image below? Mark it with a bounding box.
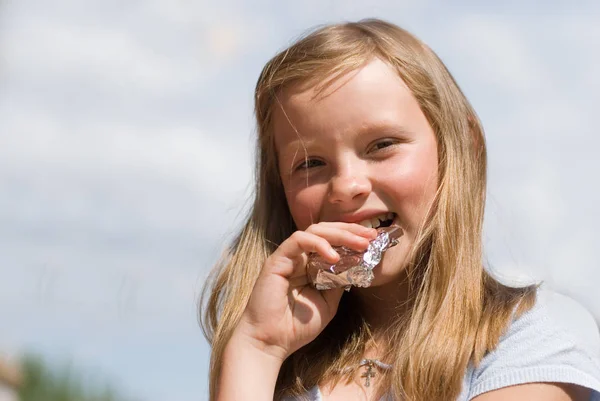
[329,248,338,258]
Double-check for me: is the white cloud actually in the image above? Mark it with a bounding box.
[2,15,203,94]
[448,15,552,96]
[0,107,252,199]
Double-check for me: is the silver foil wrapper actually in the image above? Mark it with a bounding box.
[307,226,403,291]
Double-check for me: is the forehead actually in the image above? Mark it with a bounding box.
[272,58,418,150]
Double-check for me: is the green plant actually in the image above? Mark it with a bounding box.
[18,354,133,401]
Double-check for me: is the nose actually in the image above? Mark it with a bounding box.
[327,162,371,204]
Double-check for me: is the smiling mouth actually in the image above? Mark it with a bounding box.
[357,212,396,229]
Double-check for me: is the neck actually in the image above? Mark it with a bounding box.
[351,270,412,339]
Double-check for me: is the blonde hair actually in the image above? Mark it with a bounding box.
[200,18,537,401]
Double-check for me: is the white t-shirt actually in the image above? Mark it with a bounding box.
[284,288,600,400]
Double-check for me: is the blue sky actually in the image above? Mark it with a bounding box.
[1,1,599,400]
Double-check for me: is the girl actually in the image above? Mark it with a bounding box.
[201,18,600,401]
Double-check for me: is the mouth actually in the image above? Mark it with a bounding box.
[356,212,397,229]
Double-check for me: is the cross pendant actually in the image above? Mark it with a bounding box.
[361,363,376,387]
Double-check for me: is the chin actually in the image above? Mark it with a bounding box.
[368,267,407,288]
[365,245,410,288]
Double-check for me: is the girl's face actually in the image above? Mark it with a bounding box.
[273,58,439,286]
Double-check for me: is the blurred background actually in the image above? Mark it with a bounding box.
[0,0,598,400]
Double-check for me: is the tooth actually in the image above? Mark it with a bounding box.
[371,218,380,228]
[359,220,372,228]
[387,212,394,220]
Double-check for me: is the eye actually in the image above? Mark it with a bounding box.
[369,139,397,152]
[296,158,325,170]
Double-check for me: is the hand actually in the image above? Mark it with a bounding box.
[233,222,378,362]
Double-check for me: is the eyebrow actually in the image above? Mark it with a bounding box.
[357,121,413,137]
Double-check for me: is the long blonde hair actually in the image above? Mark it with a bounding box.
[200,18,537,401]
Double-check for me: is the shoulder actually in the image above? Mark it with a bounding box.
[466,287,600,400]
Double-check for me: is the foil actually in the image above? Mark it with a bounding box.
[307,226,403,291]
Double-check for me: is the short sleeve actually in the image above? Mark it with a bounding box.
[467,289,600,400]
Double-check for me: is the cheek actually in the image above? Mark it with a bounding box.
[386,151,438,224]
[284,185,326,230]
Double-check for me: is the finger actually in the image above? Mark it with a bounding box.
[308,222,378,239]
[304,224,374,251]
[269,224,378,281]
[270,231,339,278]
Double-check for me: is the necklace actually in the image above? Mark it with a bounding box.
[342,358,392,388]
